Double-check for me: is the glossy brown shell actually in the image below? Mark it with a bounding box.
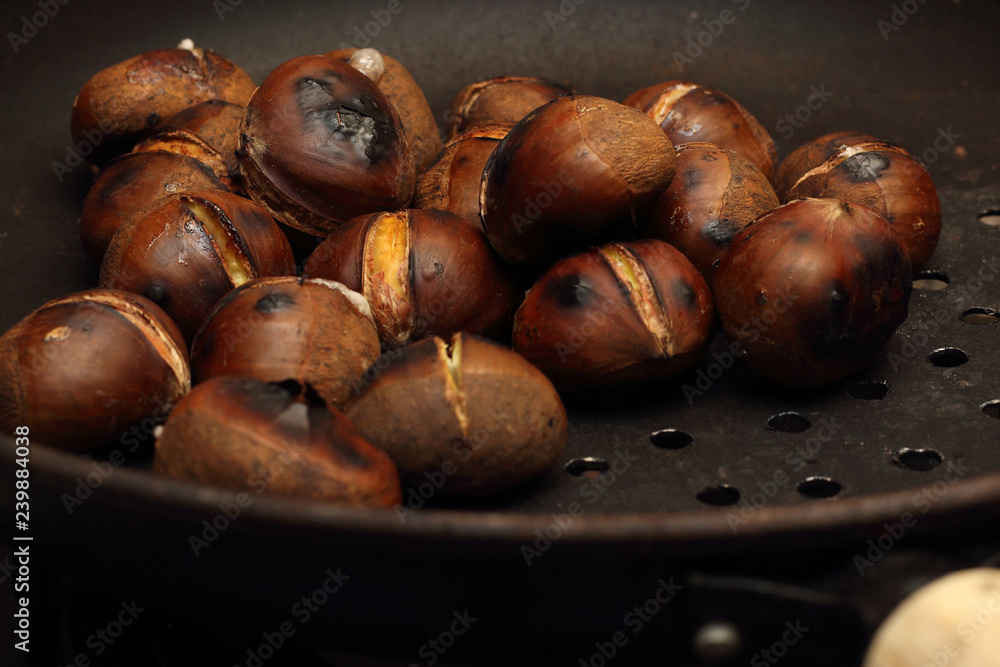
[99,190,296,341]
[714,198,912,387]
[71,48,256,166]
[191,277,380,408]
[639,142,779,287]
[480,95,677,265]
[512,239,715,391]
[0,289,190,451]
[237,55,415,236]
[153,376,401,507]
[344,333,567,497]
[623,81,777,180]
[445,76,575,139]
[162,100,245,177]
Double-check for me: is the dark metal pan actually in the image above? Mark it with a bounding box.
[2,1,999,663]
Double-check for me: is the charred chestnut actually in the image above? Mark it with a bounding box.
[71,45,256,166]
[81,151,228,264]
[480,95,677,265]
[237,55,415,236]
[639,142,778,286]
[0,289,190,451]
[191,277,381,408]
[774,132,941,270]
[413,123,512,225]
[446,76,574,139]
[624,81,777,179]
[154,376,401,507]
[303,209,519,348]
[345,333,567,497]
[512,239,714,391]
[326,47,442,173]
[99,190,296,341]
[714,198,912,387]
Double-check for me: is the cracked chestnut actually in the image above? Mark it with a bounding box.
[445,76,575,139]
[345,332,567,497]
[237,55,415,236]
[624,81,777,179]
[99,190,296,341]
[714,198,912,387]
[0,289,190,451]
[512,239,715,392]
[154,376,401,507]
[480,95,677,265]
[191,277,381,408]
[773,132,941,270]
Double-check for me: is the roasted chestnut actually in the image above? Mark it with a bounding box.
[445,76,575,139]
[237,55,415,236]
[413,123,512,225]
[99,190,296,341]
[714,198,912,387]
[639,142,779,286]
[345,333,567,497]
[131,130,237,192]
[80,151,228,264]
[161,100,245,177]
[304,208,519,349]
[154,376,401,507]
[624,81,777,179]
[0,289,190,451]
[326,47,442,173]
[774,132,941,270]
[71,45,256,166]
[480,95,677,265]
[512,239,714,392]
[191,277,381,408]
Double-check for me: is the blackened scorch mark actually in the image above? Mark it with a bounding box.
[256,292,296,313]
[702,218,739,247]
[546,274,596,308]
[673,278,697,308]
[296,75,392,163]
[841,153,889,183]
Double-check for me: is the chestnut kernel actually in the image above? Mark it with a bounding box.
[446,76,575,139]
[0,289,190,451]
[480,95,677,265]
[237,55,415,236]
[99,190,296,341]
[413,123,513,226]
[775,132,942,270]
[639,142,779,287]
[304,209,520,348]
[512,239,715,391]
[191,277,380,408]
[81,151,228,264]
[326,48,442,173]
[345,333,567,497]
[624,81,777,179]
[154,376,401,507]
[714,198,912,387]
[71,46,256,166]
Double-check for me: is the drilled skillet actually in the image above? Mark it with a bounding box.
[0,0,998,662]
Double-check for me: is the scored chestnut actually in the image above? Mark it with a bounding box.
[71,45,256,166]
[161,100,245,178]
[131,130,237,192]
[99,190,296,341]
[624,81,777,179]
[326,47,442,173]
[512,239,715,392]
[345,332,568,497]
[0,289,190,451]
[303,208,520,349]
[445,76,575,139]
[774,132,941,270]
[191,277,381,408]
[480,95,677,265]
[237,55,416,236]
[154,376,401,507]
[714,197,912,387]
[413,123,513,226]
[638,142,779,287]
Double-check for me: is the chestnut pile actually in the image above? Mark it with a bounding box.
[0,42,940,507]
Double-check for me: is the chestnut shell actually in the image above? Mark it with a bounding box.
[237,55,415,236]
[714,197,912,387]
[446,76,575,139]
